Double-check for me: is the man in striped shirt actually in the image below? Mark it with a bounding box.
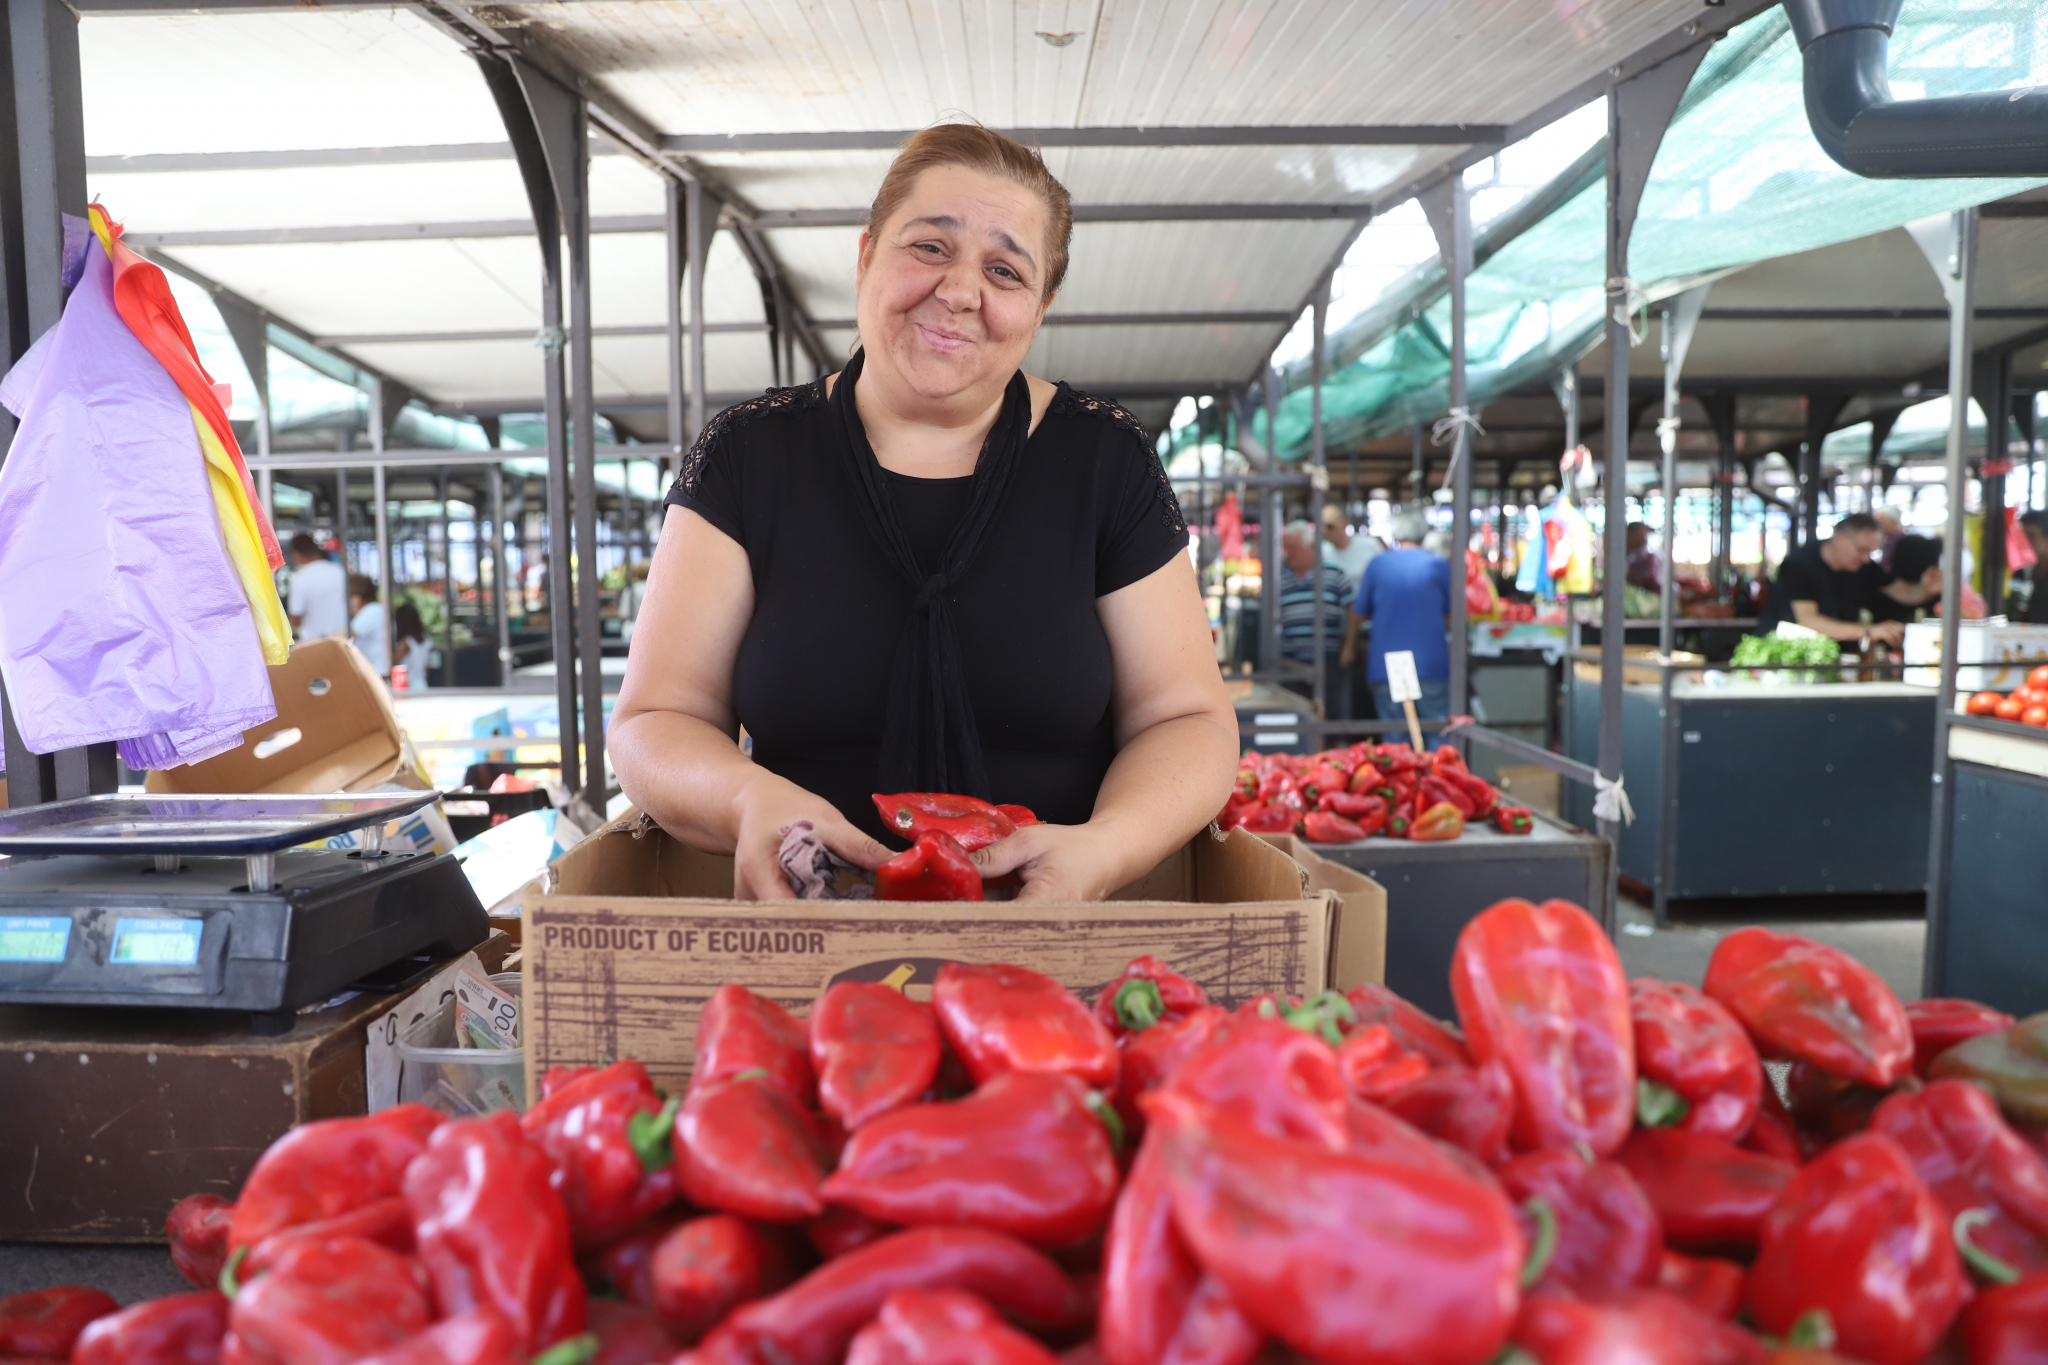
[1278,520,1359,717]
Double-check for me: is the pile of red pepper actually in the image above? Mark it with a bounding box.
[19,908,2048,1365]
[1217,742,1533,844]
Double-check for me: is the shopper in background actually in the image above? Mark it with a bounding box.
[1869,533,1986,622]
[1348,510,1452,738]
[1754,511,1903,647]
[285,532,348,642]
[347,574,389,674]
[2022,511,2048,623]
[1321,503,1380,583]
[393,602,433,687]
[612,121,1237,901]
[1875,506,1907,571]
[1278,520,1357,717]
[1624,521,1662,591]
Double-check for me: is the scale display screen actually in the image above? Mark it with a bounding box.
[0,916,70,963]
[111,918,203,966]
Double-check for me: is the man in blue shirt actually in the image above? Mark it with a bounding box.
[1344,512,1452,735]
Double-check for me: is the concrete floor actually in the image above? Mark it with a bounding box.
[0,895,1930,1305]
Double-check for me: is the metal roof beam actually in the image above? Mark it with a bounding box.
[1702,307,2048,321]
[657,126,1503,153]
[323,311,1293,346]
[432,382,1227,416]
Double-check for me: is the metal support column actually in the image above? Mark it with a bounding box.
[1701,393,1738,594]
[1422,173,1475,719]
[1554,370,1580,457]
[1981,352,2014,614]
[489,464,511,686]
[1922,207,1979,997]
[686,178,713,448]
[369,378,395,680]
[1656,286,1710,658]
[666,177,686,458]
[1260,370,1281,673]
[1309,275,1331,720]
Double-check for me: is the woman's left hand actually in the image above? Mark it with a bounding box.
[968,822,1136,903]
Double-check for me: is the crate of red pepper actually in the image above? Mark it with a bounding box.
[1218,741,1535,844]
[18,900,2048,1365]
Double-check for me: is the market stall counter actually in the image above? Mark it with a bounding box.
[1930,716,2048,1016]
[1562,664,1935,916]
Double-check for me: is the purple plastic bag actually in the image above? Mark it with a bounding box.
[0,239,274,768]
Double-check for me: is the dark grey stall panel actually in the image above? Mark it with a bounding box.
[1936,761,2048,1016]
[1564,679,1663,885]
[1671,695,1932,897]
[1319,821,1609,1019]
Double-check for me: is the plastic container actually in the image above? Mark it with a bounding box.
[397,971,526,1116]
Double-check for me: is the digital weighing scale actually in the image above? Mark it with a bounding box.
[0,793,489,1030]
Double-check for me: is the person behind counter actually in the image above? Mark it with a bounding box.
[1754,512,1904,649]
[609,122,1238,902]
[1868,533,1986,623]
[2021,511,2048,624]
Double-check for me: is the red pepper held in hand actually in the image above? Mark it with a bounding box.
[1146,1090,1523,1365]
[877,833,984,902]
[1409,801,1465,841]
[1511,1289,1766,1365]
[1099,1132,1261,1365]
[1907,998,2016,1077]
[1381,1060,1516,1166]
[1346,983,1471,1069]
[811,982,943,1130]
[823,1069,1121,1248]
[403,1111,587,1353]
[1746,1131,1967,1365]
[520,1060,681,1247]
[73,1292,228,1365]
[1703,926,1912,1089]
[228,1106,442,1254]
[677,1071,831,1223]
[1658,1250,1746,1321]
[1615,1126,1795,1251]
[1630,978,1763,1142]
[848,1290,1060,1365]
[933,962,1118,1090]
[1451,897,1636,1156]
[222,1236,434,1365]
[0,1287,119,1358]
[1872,1078,2048,1278]
[694,984,816,1104]
[168,1195,237,1291]
[872,793,1017,852]
[1496,1146,1662,1302]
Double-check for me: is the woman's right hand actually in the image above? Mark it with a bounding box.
[730,770,895,901]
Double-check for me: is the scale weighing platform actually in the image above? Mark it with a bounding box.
[0,792,488,1030]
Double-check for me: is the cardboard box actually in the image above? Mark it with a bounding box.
[1496,764,1561,815]
[1573,645,1701,686]
[145,638,425,795]
[521,817,1386,1097]
[1905,620,2048,691]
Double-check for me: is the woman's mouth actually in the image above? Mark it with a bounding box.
[914,322,976,355]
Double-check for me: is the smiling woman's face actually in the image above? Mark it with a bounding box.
[855,163,1053,406]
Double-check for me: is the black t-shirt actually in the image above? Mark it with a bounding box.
[1756,540,1884,635]
[665,378,1189,843]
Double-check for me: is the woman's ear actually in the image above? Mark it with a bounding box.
[856,228,872,286]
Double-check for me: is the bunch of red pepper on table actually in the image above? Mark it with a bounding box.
[17,909,2048,1365]
[1216,741,1534,844]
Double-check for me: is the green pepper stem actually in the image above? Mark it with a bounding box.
[626,1096,683,1173]
[1520,1197,1558,1290]
[1114,979,1166,1032]
[1785,1310,1838,1350]
[532,1333,601,1365]
[1635,1078,1691,1129]
[218,1246,248,1300]
[1084,1090,1127,1156]
[1956,1208,2025,1286]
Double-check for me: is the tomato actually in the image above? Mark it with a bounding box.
[2030,664,2048,690]
[2013,686,2044,708]
[2026,705,2048,729]
[1968,691,2006,716]
[1997,696,2029,721]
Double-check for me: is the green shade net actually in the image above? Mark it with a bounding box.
[1250,2,2048,463]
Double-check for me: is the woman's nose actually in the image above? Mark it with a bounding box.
[934,261,980,312]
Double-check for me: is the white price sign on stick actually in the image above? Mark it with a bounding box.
[1383,650,1428,752]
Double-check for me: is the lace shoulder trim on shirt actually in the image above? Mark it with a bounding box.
[1050,384,1187,535]
[670,381,824,500]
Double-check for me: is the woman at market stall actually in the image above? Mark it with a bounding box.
[1867,533,1987,622]
[610,122,1238,901]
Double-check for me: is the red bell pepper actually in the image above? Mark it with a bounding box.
[1380,1060,1516,1166]
[1315,789,1385,827]
[1094,957,1209,1037]
[806,1206,895,1261]
[1447,771,1502,820]
[73,1292,228,1365]
[222,1236,433,1365]
[1931,1014,2048,1127]
[811,982,943,1130]
[877,833,984,902]
[1747,1132,1968,1365]
[933,962,1119,1090]
[1146,1090,1523,1365]
[1615,1126,1795,1250]
[1419,775,1475,819]
[1702,927,1912,1089]
[848,1290,1060,1365]
[1345,983,1471,1069]
[1113,1004,1229,1141]
[1511,1289,1766,1365]
[1232,803,1297,835]
[1907,998,2016,1077]
[0,1287,119,1358]
[1299,763,1349,803]
[694,984,816,1104]
[1099,1133,1261,1365]
[349,1311,528,1365]
[1450,897,1635,1156]
[1496,1146,1662,1302]
[1745,1081,1806,1164]
[1960,1270,2048,1365]
[242,1196,415,1278]
[1630,978,1763,1143]
[1491,804,1534,835]
[168,1195,237,1291]
[645,1214,796,1343]
[872,793,1017,853]
[595,1218,683,1306]
[1214,794,1253,831]
[542,1066,602,1100]
[1160,1016,1349,1152]
[520,1060,682,1247]
[1658,1249,1746,1321]
[1783,1061,1891,1147]
[403,1111,587,1353]
[228,1106,443,1254]
[590,1303,668,1365]
[1300,810,1365,844]
[694,1227,1087,1365]
[1254,770,1302,808]
[1335,1024,1432,1101]
[1873,1079,2048,1278]
[996,805,1039,828]
[1408,801,1465,841]
[676,1071,831,1223]
[822,1069,1121,1248]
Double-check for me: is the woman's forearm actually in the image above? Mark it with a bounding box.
[1084,708,1241,889]
[609,711,772,855]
